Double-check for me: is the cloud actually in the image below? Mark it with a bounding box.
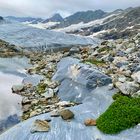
[0,0,139,18]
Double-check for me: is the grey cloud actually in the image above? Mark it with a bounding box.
[0,0,139,18]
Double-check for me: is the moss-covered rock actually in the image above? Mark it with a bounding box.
[96,96,140,134]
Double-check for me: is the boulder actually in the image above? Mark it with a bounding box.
[53,57,112,102]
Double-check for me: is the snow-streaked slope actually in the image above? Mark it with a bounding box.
[0,23,99,50]
[53,14,119,32]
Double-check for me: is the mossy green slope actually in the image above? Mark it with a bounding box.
[96,96,140,134]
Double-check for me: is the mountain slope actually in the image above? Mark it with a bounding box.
[54,7,140,39]
[55,10,106,28]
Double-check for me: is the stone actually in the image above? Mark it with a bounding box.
[42,88,54,99]
[131,71,140,83]
[84,119,96,126]
[22,104,31,113]
[113,57,128,65]
[30,111,39,117]
[12,85,24,93]
[118,76,126,83]
[115,81,139,96]
[57,101,72,107]
[30,120,50,133]
[132,90,140,98]
[50,110,60,117]
[69,47,80,55]
[108,83,114,90]
[59,109,74,120]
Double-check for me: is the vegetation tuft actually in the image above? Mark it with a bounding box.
[85,59,106,66]
[96,96,140,134]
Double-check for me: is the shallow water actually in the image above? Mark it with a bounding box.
[0,57,30,132]
[0,72,22,120]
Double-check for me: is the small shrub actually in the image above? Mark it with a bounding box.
[98,46,111,53]
[96,96,140,134]
[36,82,47,94]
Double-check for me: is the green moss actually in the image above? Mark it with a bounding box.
[96,96,140,134]
[36,82,47,94]
[112,92,124,100]
[98,46,111,53]
[85,59,106,66]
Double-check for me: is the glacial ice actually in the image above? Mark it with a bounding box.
[0,23,99,51]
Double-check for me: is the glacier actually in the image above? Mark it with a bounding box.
[1,57,140,140]
[0,23,99,51]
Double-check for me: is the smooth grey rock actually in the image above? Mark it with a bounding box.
[53,57,112,102]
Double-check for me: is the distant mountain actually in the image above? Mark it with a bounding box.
[56,10,106,28]
[53,7,140,40]
[6,16,41,23]
[0,115,20,133]
[42,13,63,23]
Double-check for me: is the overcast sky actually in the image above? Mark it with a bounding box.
[0,0,140,18]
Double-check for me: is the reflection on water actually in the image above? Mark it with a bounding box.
[0,57,30,133]
[0,72,22,120]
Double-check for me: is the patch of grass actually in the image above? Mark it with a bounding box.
[36,82,47,94]
[112,92,124,100]
[96,96,140,134]
[98,46,111,53]
[85,59,106,66]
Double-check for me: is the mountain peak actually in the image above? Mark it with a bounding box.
[42,13,63,23]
